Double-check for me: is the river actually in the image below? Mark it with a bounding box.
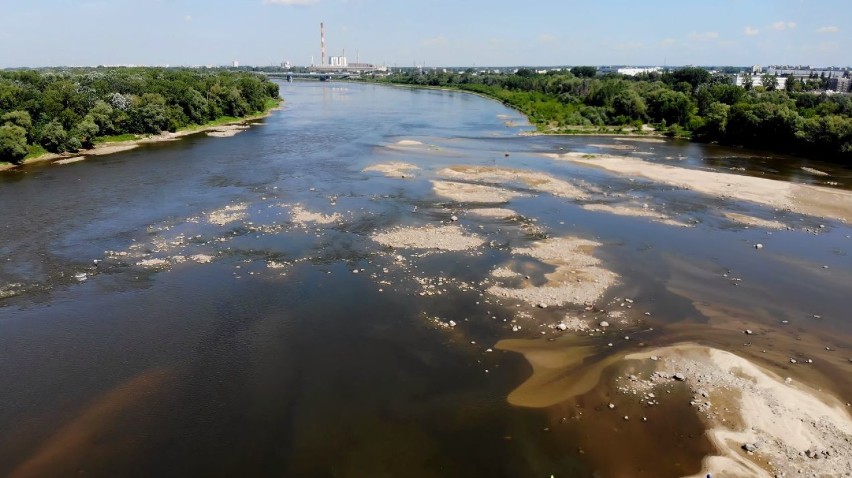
[1,81,850,477]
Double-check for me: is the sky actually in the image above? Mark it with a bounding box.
[1,0,849,68]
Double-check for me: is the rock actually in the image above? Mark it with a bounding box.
[673,373,686,381]
[745,329,753,335]
[755,243,763,249]
[789,358,797,364]
[511,325,521,332]
[556,323,568,331]
[743,443,757,452]
[448,320,457,327]
[450,215,459,222]
[599,321,610,327]
[608,403,616,409]
[538,303,548,309]
[650,355,659,361]
[623,415,629,421]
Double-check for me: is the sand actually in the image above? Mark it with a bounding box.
[431,180,526,203]
[722,212,787,230]
[488,237,618,307]
[467,208,518,219]
[801,166,830,177]
[546,152,852,222]
[439,165,591,200]
[290,205,341,225]
[371,224,484,251]
[55,157,87,165]
[626,344,852,478]
[205,125,250,138]
[583,202,692,227]
[207,203,248,226]
[362,162,421,178]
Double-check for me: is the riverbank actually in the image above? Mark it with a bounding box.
[0,99,284,172]
[361,81,666,138]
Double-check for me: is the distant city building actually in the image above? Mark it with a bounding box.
[766,66,847,79]
[734,74,786,89]
[617,67,663,76]
[827,77,851,93]
[232,60,239,68]
[752,64,762,74]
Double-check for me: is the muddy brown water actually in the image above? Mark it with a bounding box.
[0,82,850,477]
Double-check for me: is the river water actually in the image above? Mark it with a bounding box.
[0,81,850,477]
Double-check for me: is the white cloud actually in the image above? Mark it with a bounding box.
[744,26,759,36]
[660,38,676,46]
[262,0,319,5]
[772,21,796,31]
[816,26,839,34]
[539,34,558,44]
[688,31,719,41]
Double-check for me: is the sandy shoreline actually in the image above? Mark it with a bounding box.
[626,344,852,478]
[1,102,283,171]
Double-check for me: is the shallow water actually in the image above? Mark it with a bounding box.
[0,81,850,477]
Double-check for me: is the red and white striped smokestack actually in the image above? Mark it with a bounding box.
[320,22,326,66]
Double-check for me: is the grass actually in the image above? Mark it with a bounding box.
[94,134,139,144]
[23,144,47,160]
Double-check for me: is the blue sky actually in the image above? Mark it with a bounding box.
[1,0,849,68]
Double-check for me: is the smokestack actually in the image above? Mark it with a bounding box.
[321,22,326,66]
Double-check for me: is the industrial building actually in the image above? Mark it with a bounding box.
[307,23,385,74]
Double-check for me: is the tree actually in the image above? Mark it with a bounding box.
[647,90,695,126]
[39,119,69,153]
[611,89,646,119]
[0,124,29,163]
[72,116,99,148]
[761,73,777,91]
[1,110,33,141]
[571,66,597,78]
[699,102,730,139]
[671,67,711,89]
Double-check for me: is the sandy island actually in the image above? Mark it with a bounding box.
[546,152,852,222]
[488,236,619,307]
[371,224,484,251]
[432,180,527,203]
[439,165,592,200]
[362,162,421,178]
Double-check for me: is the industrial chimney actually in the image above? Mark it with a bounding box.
[320,22,326,66]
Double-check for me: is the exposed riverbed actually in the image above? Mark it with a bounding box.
[1,81,850,477]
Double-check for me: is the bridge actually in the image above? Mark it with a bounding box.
[264,72,363,82]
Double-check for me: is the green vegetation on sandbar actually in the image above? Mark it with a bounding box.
[361,67,851,164]
[0,68,281,165]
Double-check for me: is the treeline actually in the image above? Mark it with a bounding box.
[0,68,280,164]
[366,67,851,164]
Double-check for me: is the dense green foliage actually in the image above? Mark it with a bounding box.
[0,68,280,163]
[365,68,851,164]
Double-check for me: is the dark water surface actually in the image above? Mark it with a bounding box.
[0,82,850,477]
